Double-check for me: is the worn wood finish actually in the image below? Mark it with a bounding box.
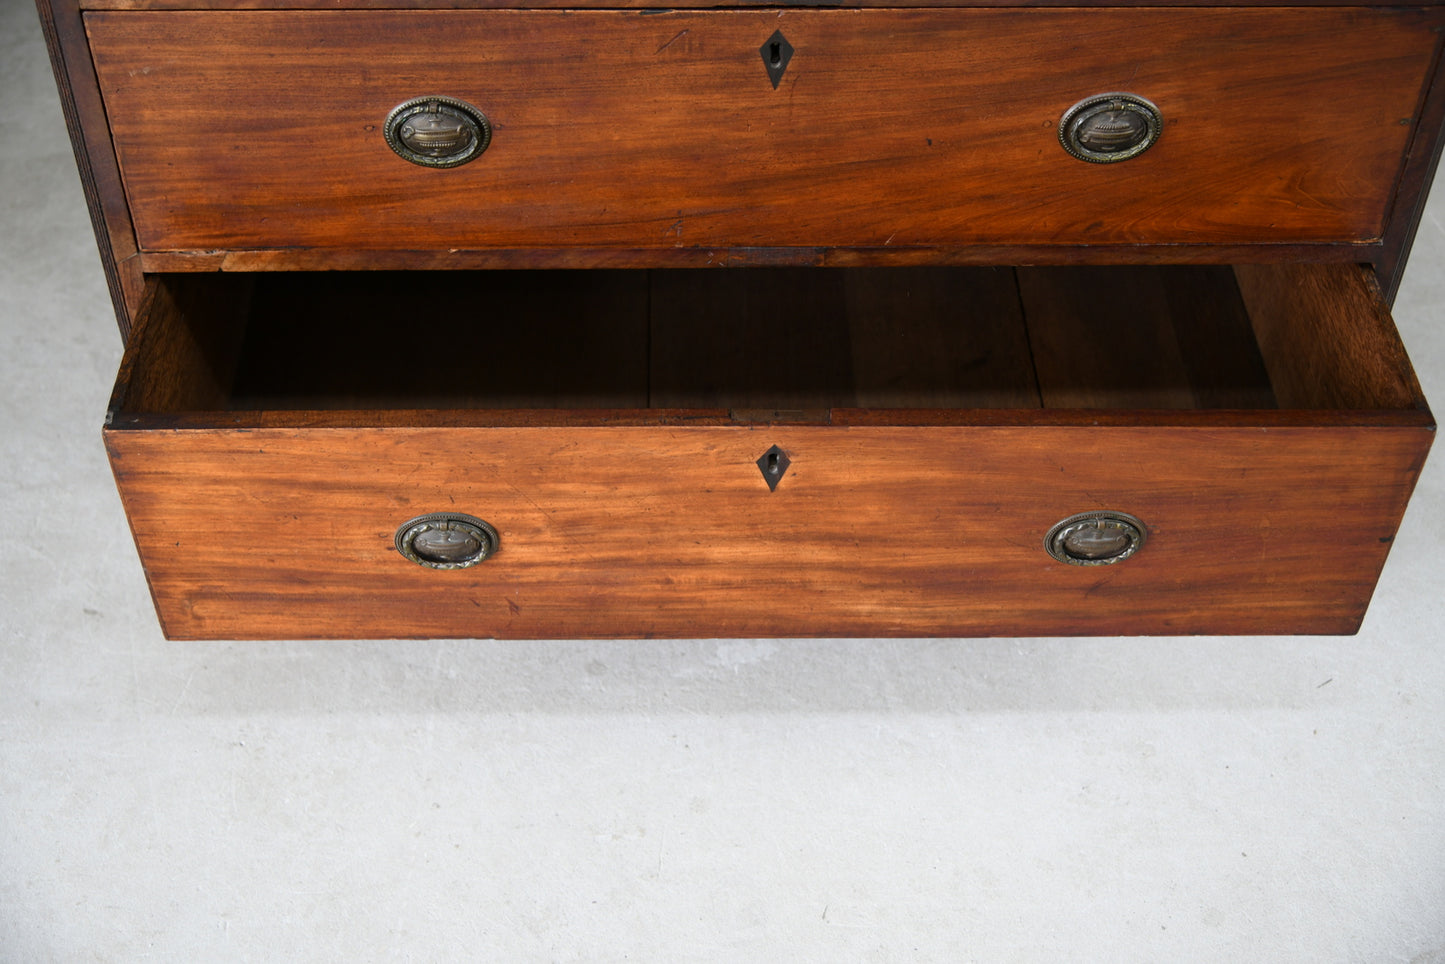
[86,9,1440,254]
[104,423,1433,639]
[133,242,1388,274]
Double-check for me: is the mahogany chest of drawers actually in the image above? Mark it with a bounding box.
[39,0,1441,638]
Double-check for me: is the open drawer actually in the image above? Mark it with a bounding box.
[105,264,1433,639]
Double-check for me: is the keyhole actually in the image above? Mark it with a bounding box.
[756,445,790,491]
[760,30,792,90]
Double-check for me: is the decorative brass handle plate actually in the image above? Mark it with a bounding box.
[1059,93,1162,163]
[384,96,492,168]
[1044,511,1147,566]
[395,513,499,569]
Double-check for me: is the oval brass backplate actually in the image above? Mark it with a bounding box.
[1044,511,1147,566]
[384,96,492,168]
[1059,93,1162,164]
[395,513,499,569]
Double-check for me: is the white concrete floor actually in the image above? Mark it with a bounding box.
[4,1,1445,959]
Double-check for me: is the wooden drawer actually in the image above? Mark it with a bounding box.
[85,8,1441,257]
[104,263,1432,639]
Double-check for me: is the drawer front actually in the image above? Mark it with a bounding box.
[106,424,1429,639]
[87,8,1439,253]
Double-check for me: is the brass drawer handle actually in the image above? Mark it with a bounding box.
[1045,511,1147,566]
[384,96,492,168]
[395,513,499,569]
[1059,93,1162,163]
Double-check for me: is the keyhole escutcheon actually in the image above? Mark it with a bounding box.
[760,30,794,89]
[756,445,791,491]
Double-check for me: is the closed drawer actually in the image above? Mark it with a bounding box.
[105,264,1432,639]
[86,8,1441,256]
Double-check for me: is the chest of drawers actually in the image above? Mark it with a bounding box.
[39,0,1441,638]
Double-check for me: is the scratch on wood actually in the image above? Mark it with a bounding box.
[657,29,689,53]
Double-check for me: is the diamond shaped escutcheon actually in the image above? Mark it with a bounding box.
[760,30,794,89]
[756,445,790,491]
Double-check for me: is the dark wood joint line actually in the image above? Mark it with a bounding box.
[1379,11,1445,303]
[34,0,142,341]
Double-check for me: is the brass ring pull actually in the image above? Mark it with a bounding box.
[1044,511,1147,566]
[1059,93,1162,163]
[395,513,499,569]
[384,96,492,168]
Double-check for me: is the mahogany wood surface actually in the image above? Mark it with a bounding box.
[110,274,254,414]
[1377,30,1445,302]
[133,242,1387,275]
[1235,263,1428,410]
[86,8,1441,254]
[77,0,1445,10]
[102,262,1434,638]
[47,0,1444,639]
[105,423,1433,639]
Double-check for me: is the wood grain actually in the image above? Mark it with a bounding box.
[109,274,253,414]
[843,267,1041,409]
[1376,20,1445,303]
[101,262,1434,638]
[133,241,1387,274]
[116,266,1304,417]
[105,423,1433,639]
[1018,265,1275,409]
[115,265,1431,419]
[35,0,142,338]
[85,8,1440,254]
[1155,267,1278,410]
[649,267,1040,410]
[1234,263,1427,411]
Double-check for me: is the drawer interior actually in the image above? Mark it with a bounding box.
[109,264,1426,422]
